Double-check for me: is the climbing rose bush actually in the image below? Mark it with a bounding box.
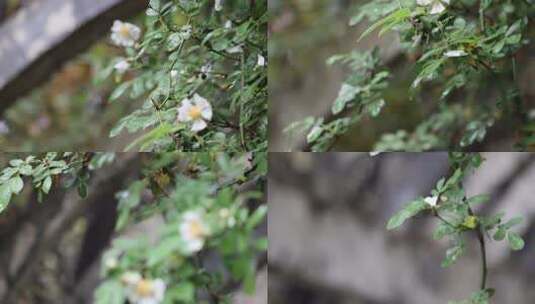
[286,0,533,152]
[102,0,267,152]
[387,152,525,304]
[0,152,267,303]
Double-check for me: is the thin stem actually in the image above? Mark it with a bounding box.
[476,227,488,289]
[467,205,488,290]
[239,53,247,151]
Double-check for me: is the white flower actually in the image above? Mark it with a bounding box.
[179,211,210,253]
[424,195,438,207]
[104,257,118,270]
[214,0,223,11]
[0,120,9,135]
[114,59,130,73]
[444,50,468,57]
[257,54,266,67]
[226,45,243,54]
[111,20,141,47]
[369,151,382,157]
[177,94,213,132]
[121,272,142,286]
[224,20,232,29]
[170,70,179,78]
[124,275,166,304]
[416,0,449,15]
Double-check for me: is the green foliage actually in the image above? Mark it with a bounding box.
[0,153,112,212]
[288,0,534,151]
[285,49,390,151]
[448,288,495,304]
[95,152,266,303]
[0,152,266,302]
[386,152,526,303]
[107,0,267,152]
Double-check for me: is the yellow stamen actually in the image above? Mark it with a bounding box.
[188,220,205,238]
[136,279,154,297]
[188,106,202,120]
[119,25,131,39]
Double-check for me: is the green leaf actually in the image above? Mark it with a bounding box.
[0,183,13,213]
[165,282,195,302]
[306,125,323,144]
[332,83,360,114]
[358,8,411,41]
[167,33,183,51]
[442,241,465,267]
[506,232,525,251]
[94,280,125,304]
[502,216,522,229]
[149,0,160,11]
[109,82,131,101]
[9,159,24,167]
[246,205,267,231]
[493,227,506,241]
[146,8,159,16]
[386,199,428,230]
[366,98,385,117]
[9,176,24,194]
[78,182,88,198]
[42,176,52,194]
[466,194,490,206]
[147,236,184,266]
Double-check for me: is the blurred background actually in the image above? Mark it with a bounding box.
[268,152,535,303]
[268,0,535,151]
[0,0,148,150]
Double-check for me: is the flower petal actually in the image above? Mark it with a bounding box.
[416,0,433,5]
[192,94,209,107]
[111,20,122,32]
[191,119,207,132]
[177,99,192,122]
[430,2,446,14]
[201,106,213,121]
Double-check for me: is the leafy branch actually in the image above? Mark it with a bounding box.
[386,152,525,304]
